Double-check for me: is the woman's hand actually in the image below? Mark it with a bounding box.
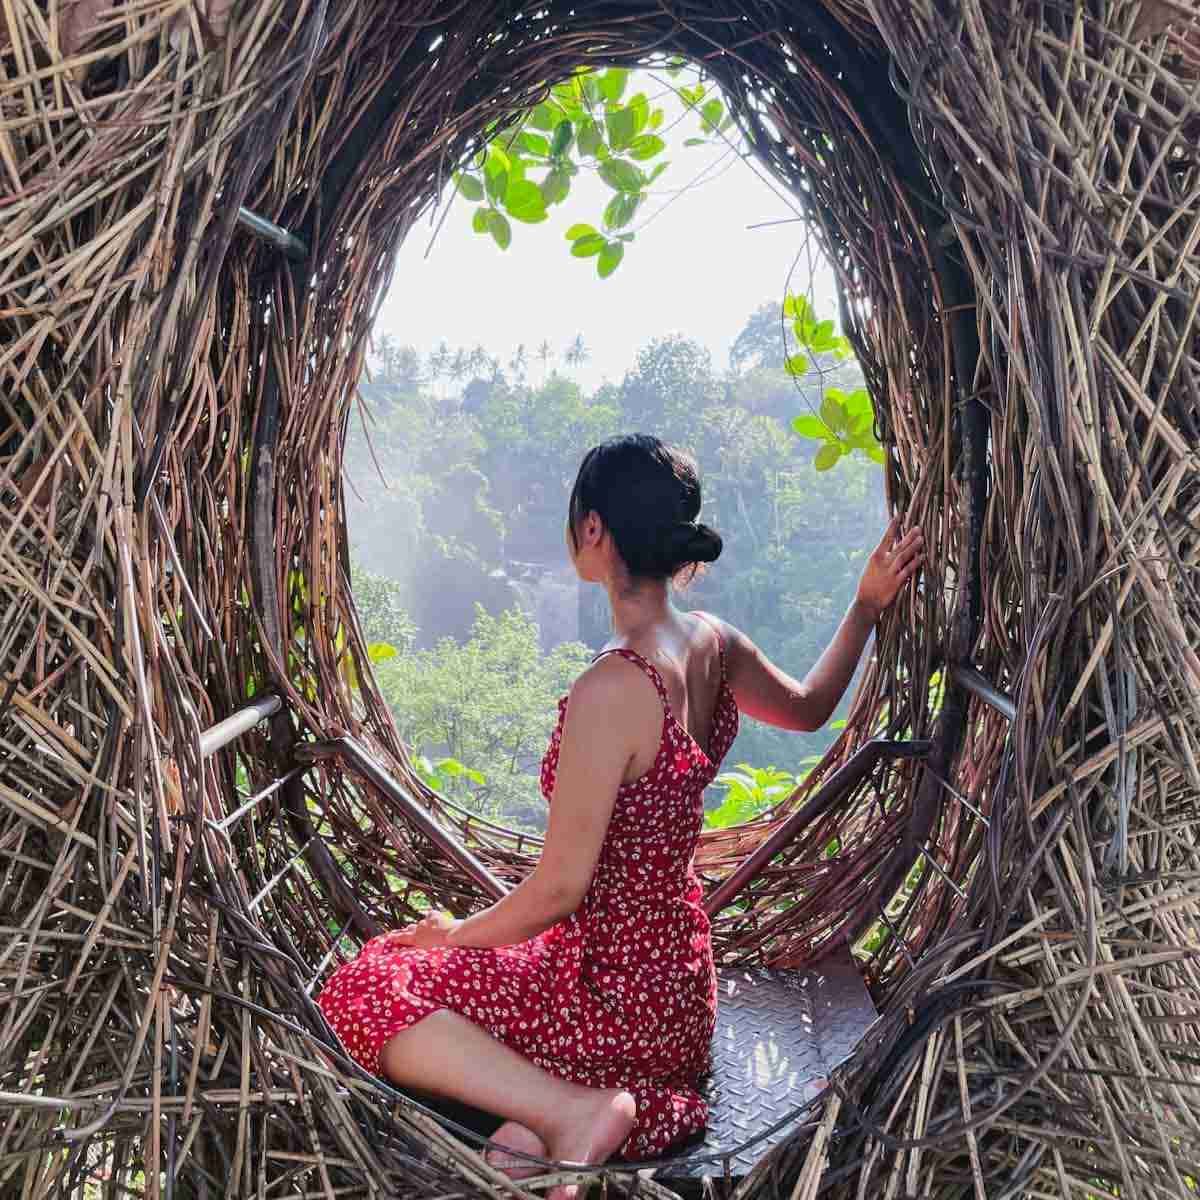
[856,518,924,619]
[387,911,461,950]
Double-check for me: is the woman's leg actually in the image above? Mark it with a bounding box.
[380,1010,635,1197]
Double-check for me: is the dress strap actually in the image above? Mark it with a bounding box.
[591,648,671,708]
[690,611,727,680]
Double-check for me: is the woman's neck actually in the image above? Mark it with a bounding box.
[605,576,672,640]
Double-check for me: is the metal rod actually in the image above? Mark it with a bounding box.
[875,905,915,969]
[950,664,1016,722]
[703,738,932,918]
[198,695,282,759]
[297,736,509,903]
[918,840,968,901]
[235,206,308,261]
[248,841,311,911]
[212,766,306,833]
[927,768,991,827]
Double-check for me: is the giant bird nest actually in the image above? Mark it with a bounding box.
[2,0,1200,1197]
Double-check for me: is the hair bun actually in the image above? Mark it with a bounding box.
[681,523,715,564]
[668,521,723,567]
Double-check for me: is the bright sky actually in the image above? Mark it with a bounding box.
[373,99,839,391]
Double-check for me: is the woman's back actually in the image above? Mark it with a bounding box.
[540,614,738,912]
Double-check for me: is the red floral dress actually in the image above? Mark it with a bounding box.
[317,624,739,1158]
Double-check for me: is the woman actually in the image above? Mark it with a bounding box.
[318,435,923,1194]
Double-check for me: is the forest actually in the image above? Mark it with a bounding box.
[346,301,886,831]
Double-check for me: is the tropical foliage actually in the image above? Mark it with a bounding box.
[347,300,887,830]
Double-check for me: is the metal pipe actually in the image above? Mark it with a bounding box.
[236,206,308,261]
[950,664,1016,722]
[297,736,509,903]
[703,738,932,918]
[198,695,282,759]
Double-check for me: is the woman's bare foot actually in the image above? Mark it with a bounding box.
[544,1089,637,1200]
[485,1120,547,1181]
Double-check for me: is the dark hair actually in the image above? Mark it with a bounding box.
[568,434,723,581]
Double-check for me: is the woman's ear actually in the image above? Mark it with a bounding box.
[583,512,603,547]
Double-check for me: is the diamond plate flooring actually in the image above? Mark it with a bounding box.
[407,946,877,1180]
[661,944,878,1178]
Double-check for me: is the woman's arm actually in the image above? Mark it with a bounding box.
[711,518,923,733]
[389,657,657,950]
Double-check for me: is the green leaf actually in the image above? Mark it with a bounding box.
[599,158,643,192]
[367,642,397,664]
[483,146,509,204]
[602,191,640,232]
[646,161,670,184]
[683,137,707,147]
[783,293,810,321]
[550,119,574,156]
[504,179,547,223]
[814,443,842,471]
[541,167,570,206]
[518,131,551,156]
[565,223,598,240]
[581,75,602,105]
[577,118,603,158]
[844,387,873,415]
[598,67,629,102]
[866,444,887,465]
[605,105,637,151]
[809,318,836,349]
[597,241,625,278]
[529,102,559,131]
[627,134,665,161]
[700,98,723,131]
[471,207,490,234]
[571,234,606,257]
[792,414,827,439]
[436,757,485,786]
[487,209,511,249]
[455,173,483,201]
[820,393,848,433]
[628,93,650,134]
[784,353,810,377]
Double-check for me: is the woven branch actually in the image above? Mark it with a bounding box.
[1,0,1198,1197]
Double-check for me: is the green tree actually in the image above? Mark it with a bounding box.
[564,333,590,374]
[620,334,719,435]
[377,607,592,829]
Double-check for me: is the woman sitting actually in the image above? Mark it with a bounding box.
[318,434,922,1196]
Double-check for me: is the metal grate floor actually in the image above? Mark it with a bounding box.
[664,945,878,1177]
[411,946,877,1180]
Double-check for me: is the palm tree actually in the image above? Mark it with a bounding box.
[375,332,395,379]
[429,341,451,395]
[536,339,554,382]
[468,344,490,378]
[508,343,528,381]
[563,333,590,375]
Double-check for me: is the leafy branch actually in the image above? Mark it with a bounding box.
[454,63,737,278]
[783,293,885,470]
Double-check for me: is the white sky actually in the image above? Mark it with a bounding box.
[373,109,839,391]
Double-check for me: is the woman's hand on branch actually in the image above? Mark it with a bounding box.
[387,912,460,950]
[855,517,924,620]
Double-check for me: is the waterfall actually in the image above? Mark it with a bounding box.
[505,562,581,650]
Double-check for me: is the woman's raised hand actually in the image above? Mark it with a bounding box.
[855,517,924,619]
